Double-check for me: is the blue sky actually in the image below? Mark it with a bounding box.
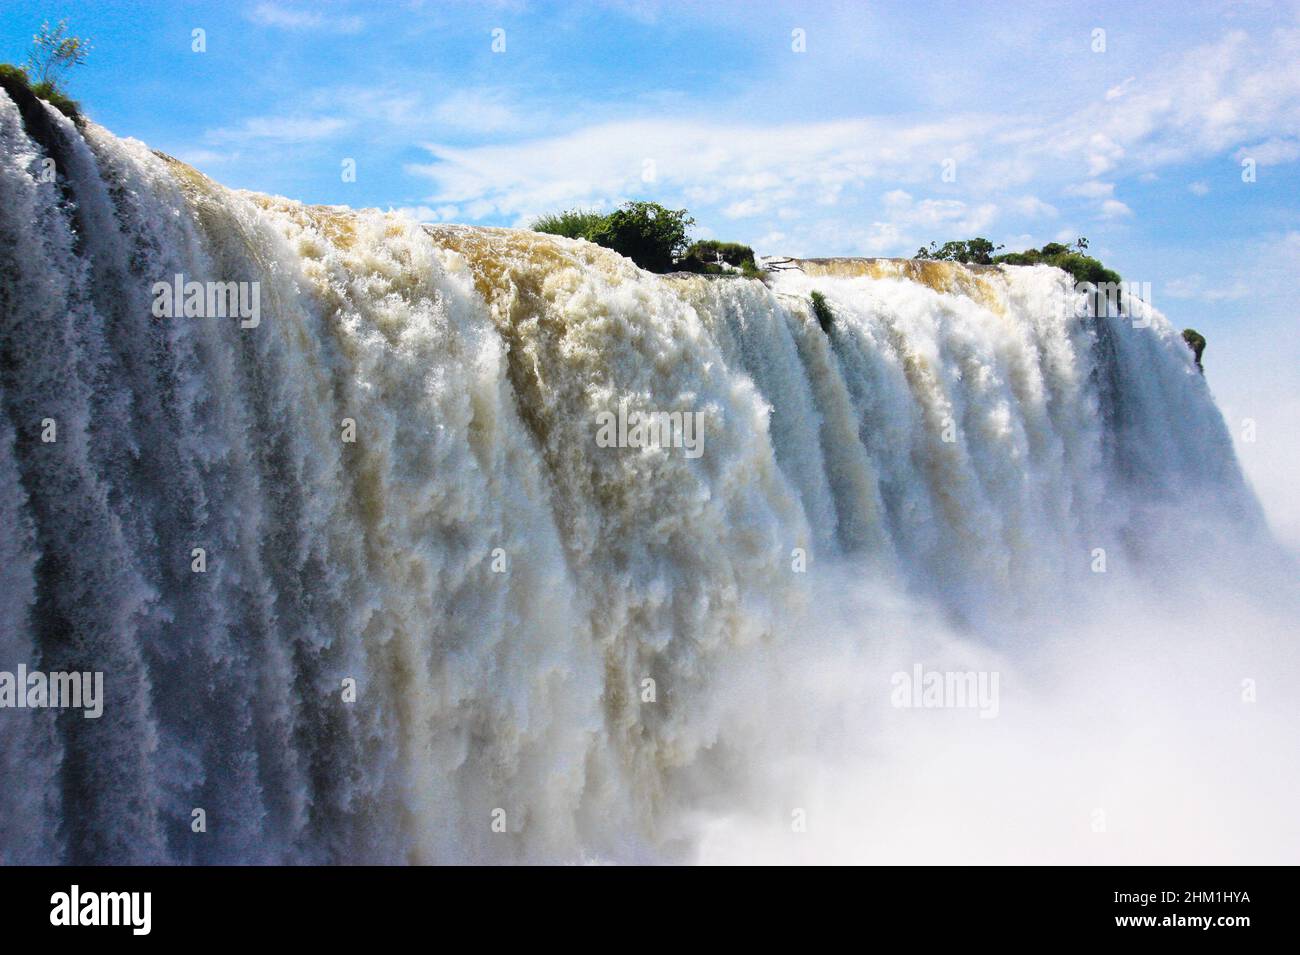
[2,0,1298,543]
[1,1,1296,267]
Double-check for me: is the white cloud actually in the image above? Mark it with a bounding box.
[1084,134,1125,176]
[723,198,769,219]
[409,117,952,225]
[1105,77,1136,101]
[1099,198,1133,219]
[176,148,237,166]
[1065,181,1114,199]
[1188,181,1210,196]
[882,189,998,234]
[248,3,364,34]
[1011,196,1058,219]
[1235,138,1300,166]
[1163,273,1250,301]
[1045,28,1300,173]
[433,90,526,135]
[397,27,1300,247]
[404,115,1014,255]
[207,116,349,145]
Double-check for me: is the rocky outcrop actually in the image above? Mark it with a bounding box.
[1182,328,1206,372]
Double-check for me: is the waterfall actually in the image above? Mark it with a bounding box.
[0,90,1278,864]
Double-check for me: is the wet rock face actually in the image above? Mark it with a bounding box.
[0,72,77,206]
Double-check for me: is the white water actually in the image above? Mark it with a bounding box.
[1,93,1295,864]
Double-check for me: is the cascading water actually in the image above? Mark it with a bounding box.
[0,88,1287,865]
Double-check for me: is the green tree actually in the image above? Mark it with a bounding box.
[26,20,91,89]
[914,237,1002,265]
[587,201,694,272]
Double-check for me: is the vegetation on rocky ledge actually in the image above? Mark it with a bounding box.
[0,62,81,123]
[917,236,1124,289]
[1182,328,1206,372]
[810,291,835,334]
[993,238,1123,289]
[677,239,762,277]
[532,201,693,272]
[914,237,1003,265]
[0,20,91,123]
[532,201,762,277]
[528,208,607,241]
[919,237,1210,371]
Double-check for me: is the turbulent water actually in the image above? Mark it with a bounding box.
[0,90,1288,865]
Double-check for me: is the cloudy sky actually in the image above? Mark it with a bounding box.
[2,0,1297,544]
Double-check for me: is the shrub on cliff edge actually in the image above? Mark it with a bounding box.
[1182,328,1206,372]
[530,208,607,240]
[0,62,82,122]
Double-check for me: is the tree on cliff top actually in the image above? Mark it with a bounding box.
[914,237,1003,265]
[0,19,91,122]
[586,202,694,273]
[531,201,696,273]
[26,20,92,89]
